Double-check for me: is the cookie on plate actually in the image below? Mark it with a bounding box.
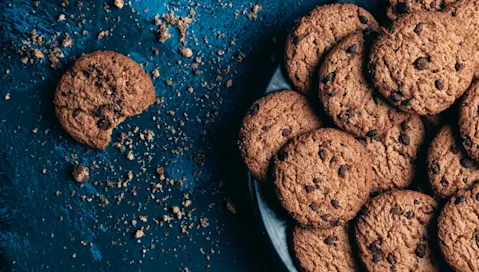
[386,0,458,20]
[293,225,357,272]
[428,125,479,198]
[438,184,479,272]
[238,90,323,182]
[54,50,156,149]
[370,11,474,116]
[285,4,379,95]
[274,128,372,227]
[319,31,407,138]
[360,114,425,194]
[355,190,439,272]
[459,82,479,162]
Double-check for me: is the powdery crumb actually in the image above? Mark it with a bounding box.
[135,229,145,239]
[114,0,124,9]
[180,48,193,58]
[152,68,160,78]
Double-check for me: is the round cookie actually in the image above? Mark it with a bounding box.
[273,128,372,227]
[285,4,379,95]
[428,125,479,198]
[54,50,156,149]
[238,90,323,182]
[293,225,357,272]
[386,0,458,21]
[370,11,474,116]
[438,184,479,272]
[319,31,407,138]
[355,190,439,272]
[459,82,479,163]
[359,114,425,194]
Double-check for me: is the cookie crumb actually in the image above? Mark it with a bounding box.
[72,164,89,183]
[180,48,193,58]
[114,0,124,9]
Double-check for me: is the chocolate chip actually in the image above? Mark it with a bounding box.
[435,79,444,90]
[455,195,466,205]
[278,150,288,161]
[368,239,381,251]
[346,44,358,54]
[331,219,340,226]
[400,120,408,131]
[440,177,448,187]
[72,108,81,117]
[414,199,421,205]
[389,91,402,103]
[450,145,459,154]
[387,253,396,265]
[372,253,382,262]
[328,90,337,97]
[401,98,413,107]
[404,210,414,219]
[399,133,410,145]
[324,235,338,245]
[431,163,440,174]
[358,137,367,147]
[366,129,378,137]
[281,127,291,137]
[97,118,111,130]
[330,156,337,163]
[415,244,426,258]
[304,185,316,192]
[313,177,321,183]
[331,199,340,209]
[61,91,68,97]
[391,206,402,215]
[359,206,369,217]
[322,72,335,84]
[321,214,331,221]
[455,62,465,71]
[396,2,409,14]
[475,233,479,248]
[414,57,428,70]
[358,15,369,24]
[293,36,300,45]
[460,157,475,169]
[464,137,472,147]
[309,203,319,211]
[249,103,259,116]
[414,23,424,33]
[476,193,479,201]
[338,165,348,178]
[318,149,326,160]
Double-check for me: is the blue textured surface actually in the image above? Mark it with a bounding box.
[0,0,337,270]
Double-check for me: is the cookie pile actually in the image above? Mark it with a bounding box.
[239,2,479,271]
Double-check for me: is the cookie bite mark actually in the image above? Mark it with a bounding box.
[54,50,156,149]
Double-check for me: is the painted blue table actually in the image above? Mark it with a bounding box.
[0,0,342,270]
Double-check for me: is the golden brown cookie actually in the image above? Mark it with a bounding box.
[438,184,479,272]
[319,31,407,138]
[459,82,479,163]
[428,125,479,198]
[370,12,474,116]
[359,114,425,194]
[355,190,439,272]
[274,128,372,227]
[238,90,323,182]
[293,225,357,272]
[386,0,458,20]
[54,51,156,149]
[285,4,379,95]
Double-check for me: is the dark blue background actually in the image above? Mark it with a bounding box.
[0,0,375,270]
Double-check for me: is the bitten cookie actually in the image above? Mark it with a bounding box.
[319,31,407,138]
[438,184,479,272]
[238,90,323,182]
[359,114,425,193]
[54,50,156,149]
[274,128,372,227]
[355,190,439,272]
[459,82,479,163]
[293,225,357,272]
[370,11,474,115]
[386,0,458,20]
[285,4,379,95]
[428,125,479,198]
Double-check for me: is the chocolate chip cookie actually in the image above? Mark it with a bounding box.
[428,125,479,198]
[285,4,379,95]
[238,90,323,182]
[355,190,439,272]
[370,11,474,116]
[274,128,372,227]
[360,114,425,193]
[293,225,357,272]
[55,50,156,149]
[319,31,407,138]
[438,184,479,272]
[386,0,458,20]
[459,82,479,163]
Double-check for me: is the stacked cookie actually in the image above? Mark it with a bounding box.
[239,1,479,271]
